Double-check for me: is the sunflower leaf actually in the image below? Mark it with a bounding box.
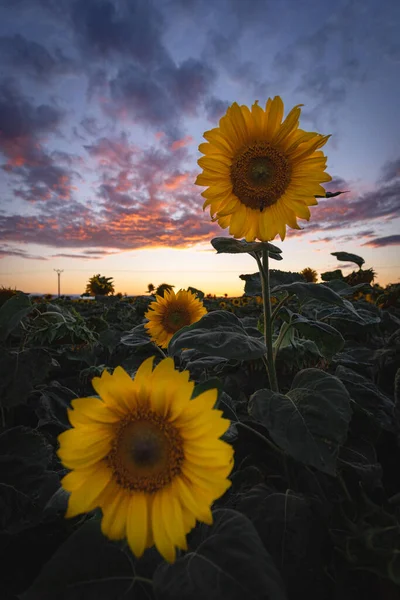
[153,508,287,600]
[168,310,267,360]
[249,368,352,475]
[120,323,153,348]
[271,281,359,315]
[281,310,345,358]
[21,519,139,600]
[331,251,365,268]
[0,292,32,342]
[211,237,282,258]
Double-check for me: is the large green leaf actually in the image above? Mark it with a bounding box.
[0,348,53,407]
[0,292,32,341]
[335,365,395,431]
[168,311,267,360]
[21,519,144,600]
[249,369,352,474]
[271,281,358,314]
[211,237,282,260]
[331,251,365,268]
[237,485,325,599]
[282,311,345,358]
[120,323,153,348]
[0,427,58,534]
[153,509,287,600]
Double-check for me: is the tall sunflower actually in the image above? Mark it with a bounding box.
[58,357,233,563]
[145,288,207,349]
[196,97,331,241]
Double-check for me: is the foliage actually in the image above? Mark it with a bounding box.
[1,276,400,600]
[0,285,21,306]
[85,274,115,296]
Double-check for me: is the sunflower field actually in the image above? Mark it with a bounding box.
[1,98,400,600]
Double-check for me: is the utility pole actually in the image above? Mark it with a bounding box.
[54,269,64,297]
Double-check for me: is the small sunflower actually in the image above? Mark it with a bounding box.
[196,97,331,241]
[219,301,228,309]
[58,357,234,563]
[232,298,241,306]
[241,296,250,306]
[145,289,207,349]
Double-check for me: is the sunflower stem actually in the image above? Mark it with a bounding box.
[260,250,279,393]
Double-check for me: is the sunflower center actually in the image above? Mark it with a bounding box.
[162,306,191,333]
[230,142,291,211]
[107,409,184,493]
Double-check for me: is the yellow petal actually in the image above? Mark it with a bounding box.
[65,465,112,518]
[68,396,120,427]
[265,96,284,140]
[58,427,113,469]
[161,488,188,550]
[101,486,129,540]
[126,492,148,558]
[152,491,176,563]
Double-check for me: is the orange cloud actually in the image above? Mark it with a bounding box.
[170,135,193,151]
[163,173,189,190]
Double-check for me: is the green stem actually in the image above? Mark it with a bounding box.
[273,321,292,361]
[271,292,289,323]
[258,251,279,393]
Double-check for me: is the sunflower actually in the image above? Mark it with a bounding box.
[196,97,331,241]
[58,357,234,563]
[232,298,241,306]
[219,301,228,309]
[145,289,207,349]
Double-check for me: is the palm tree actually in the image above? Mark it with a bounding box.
[85,274,115,296]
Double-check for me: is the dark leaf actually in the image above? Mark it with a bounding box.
[272,282,358,314]
[249,369,352,474]
[168,311,267,360]
[21,519,141,600]
[331,251,365,268]
[283,311,345,358]
[0,348,53,407]
[0,292,32,341]
[211,237,282,257]
[120,323,153,348]
[335,365,395,431]
[153,508,287,600]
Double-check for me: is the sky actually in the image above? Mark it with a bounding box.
[0,0,399,297]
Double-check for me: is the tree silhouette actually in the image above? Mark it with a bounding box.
[146,283,155,294]
[85,274,115,296]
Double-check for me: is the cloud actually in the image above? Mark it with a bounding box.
[70,0,166,66]
[204,96,230,122]
[0,134,220,251]
[300,160,400,236]
[0,34,76,81]
[51,252,104,259]
[379,157,400,183]
[108,58,216,139]
[362,235,400,248]
[0,245,47,260]
[0,80,80,203]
